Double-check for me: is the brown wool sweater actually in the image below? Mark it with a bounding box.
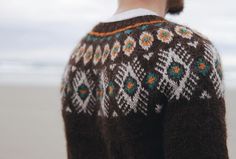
[60,15,229,159]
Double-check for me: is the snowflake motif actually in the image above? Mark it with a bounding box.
[101,44,110,64]
[157,28,174,44]
[75,43,86,63]
[200,90,212,99]
[109,64,116,70]
[112,111,118,117]
[187,41,198,48]
[175,26,193,39]
[139,31,154,50]
[65,106,72,113]
[143,52,154,60]
[123,36,136,56]
[83,45,93,65]
[93,45,102,65]
[111,41,121,61]
[155,104,163,113]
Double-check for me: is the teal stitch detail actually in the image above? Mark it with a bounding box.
[154,23,162,27]
[107,36,112,41]
[115,33,121,38]
[86,35,92,41]
[124,29,133,34]
[100,37,106,42]
[140,25,149,30]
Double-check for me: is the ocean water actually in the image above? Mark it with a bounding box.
[0,52,235,88]
[0,0,235,88]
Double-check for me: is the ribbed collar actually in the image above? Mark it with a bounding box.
[90,14,166,35]
[102,8,160,23]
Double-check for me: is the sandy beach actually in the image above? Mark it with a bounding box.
[0,85,235,159]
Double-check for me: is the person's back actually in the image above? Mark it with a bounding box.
[60,1,229,159]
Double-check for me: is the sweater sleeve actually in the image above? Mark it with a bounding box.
[162,40,229,159]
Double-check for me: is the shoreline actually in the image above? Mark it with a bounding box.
[0,85,235,159]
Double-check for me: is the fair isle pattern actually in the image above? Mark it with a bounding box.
[64,25,225,117]
[203,41,225,98]
[175,26,193,39]
[71,68,96,115]
[96,69,110,117]
[200,90,212,99]
[123,36,136,56]
[101,44,110,64]
[62,17,229,159]
[143,52,154,61]
[93,45,102,65]
[139,31,154,50]
[111,41,121,61]
[155,104,163,113]
[83,45,93,65]
[75,43,86,63]
[157,28,174,44]
[114,57,149,116]
[155,43,200,101]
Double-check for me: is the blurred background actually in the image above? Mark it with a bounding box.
[0,0,235,159]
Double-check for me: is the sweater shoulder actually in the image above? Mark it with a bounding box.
[140,21,225,101]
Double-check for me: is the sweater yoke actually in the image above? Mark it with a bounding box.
[60,15,228,159]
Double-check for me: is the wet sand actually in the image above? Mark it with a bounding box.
[0,85,235,159]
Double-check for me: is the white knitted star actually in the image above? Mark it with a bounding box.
[155,104,163,113]
[200,90,212,99]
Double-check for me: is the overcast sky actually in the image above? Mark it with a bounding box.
[0,0,235,63]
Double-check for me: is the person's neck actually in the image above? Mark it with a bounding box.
[115,0,167,17]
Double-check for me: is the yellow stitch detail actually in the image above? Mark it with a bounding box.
[89,20,166,37]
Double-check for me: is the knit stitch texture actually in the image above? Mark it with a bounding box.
[60,15,229,159]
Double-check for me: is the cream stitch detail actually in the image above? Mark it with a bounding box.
[111,41,121,61]
[102,44,110,64]
[83,45,93,65]
[93,45,102,65]
[139,31,154,50]
[123,36,136,56]
[143,52,154,60]
[75,43,86,63]
[200,90,212,99]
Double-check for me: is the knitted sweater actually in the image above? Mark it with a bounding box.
[60,15,229,159]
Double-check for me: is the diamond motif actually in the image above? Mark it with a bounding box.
[71,69,96,115]
[155,43,199,100]
[83,45,93,65]
[101,44,110,64]
[93,45,102,65]
[115,57,149,115]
